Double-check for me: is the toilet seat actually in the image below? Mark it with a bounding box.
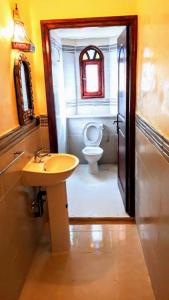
[82,146,103,156]
[83,122,103,147]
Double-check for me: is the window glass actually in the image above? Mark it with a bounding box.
[83,53,88,60]
[88,49,95,60]
[86,64,99,92]
[95,53,100,59]
[80,45,104,98]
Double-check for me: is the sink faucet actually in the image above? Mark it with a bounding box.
[34,148,50,163]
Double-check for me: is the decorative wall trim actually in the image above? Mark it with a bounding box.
[136,115,169,160]
[0,118,39,154]
[66,98,116,106]
[40,114,48,127]
[62,44,117,53]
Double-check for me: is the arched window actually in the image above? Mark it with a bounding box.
[79,45,104,99]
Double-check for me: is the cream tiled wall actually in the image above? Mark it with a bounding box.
[0,127,46,300]
[136,127,169,300]
[40,127,50,150]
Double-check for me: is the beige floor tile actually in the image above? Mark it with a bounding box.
[70,224,136,232]
[18,224,155,300]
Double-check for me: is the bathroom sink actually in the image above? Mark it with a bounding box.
[22,153,79,186]
[22,153,79,254]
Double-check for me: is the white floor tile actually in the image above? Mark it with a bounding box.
[67,164,128,217]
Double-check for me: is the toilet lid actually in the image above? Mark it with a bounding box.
[83,122,103,146]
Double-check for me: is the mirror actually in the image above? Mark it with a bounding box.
[14,53,34,126]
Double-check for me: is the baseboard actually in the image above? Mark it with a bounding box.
[69,217,135,224]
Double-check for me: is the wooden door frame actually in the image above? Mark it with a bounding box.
[40,15,137,217]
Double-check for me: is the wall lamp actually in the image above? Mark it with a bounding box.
[12,4,35,52]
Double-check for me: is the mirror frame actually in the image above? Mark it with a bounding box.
[14,53,34,126]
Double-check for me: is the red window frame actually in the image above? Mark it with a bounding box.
[79,46,104,99]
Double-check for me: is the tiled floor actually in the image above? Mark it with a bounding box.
[19,224,155,300]
[67,164,128,217]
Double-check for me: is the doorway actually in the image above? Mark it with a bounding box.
[41,16,137,218]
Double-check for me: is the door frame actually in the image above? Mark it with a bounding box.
[40,16,137,217]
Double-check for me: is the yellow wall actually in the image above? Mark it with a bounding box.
[2,0,169,138]
[0,0,136,136]
[30,0,169,138]
[0,0,17,136]
[0,0,34,136]
[137,0,169,138]
[29,0,137,115]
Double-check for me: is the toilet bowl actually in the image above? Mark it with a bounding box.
[82,122,104,174]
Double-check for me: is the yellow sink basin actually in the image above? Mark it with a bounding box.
[22,153,79,186]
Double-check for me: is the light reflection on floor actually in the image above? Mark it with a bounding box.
[18,224,155,300]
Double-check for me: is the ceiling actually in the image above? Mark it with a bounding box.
[51,26,125,40]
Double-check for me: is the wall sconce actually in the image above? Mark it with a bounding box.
[12,4,35,52]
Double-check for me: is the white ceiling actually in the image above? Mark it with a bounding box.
[51,26,125,40]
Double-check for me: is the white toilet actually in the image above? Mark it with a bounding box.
[82,121,104,174]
